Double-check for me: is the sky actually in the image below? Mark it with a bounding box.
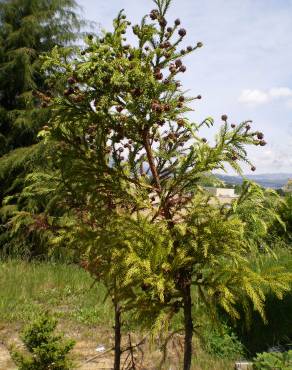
[77,0,292,174]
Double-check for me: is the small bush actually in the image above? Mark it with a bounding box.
[202,324,245,360]
[253,350,292,370]
[11,313,75,370]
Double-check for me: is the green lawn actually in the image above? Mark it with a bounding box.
[0,259,112,325]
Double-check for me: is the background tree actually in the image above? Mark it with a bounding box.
[0,0,86,256]
[0,0,83,153]
[268,193,292,246]
[232,248,292,355]
[23,0,292,369]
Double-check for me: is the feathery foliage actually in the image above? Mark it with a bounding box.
[13,0,292,368]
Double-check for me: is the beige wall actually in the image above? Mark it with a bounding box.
[205,187,236,198]
[283,179,292,192]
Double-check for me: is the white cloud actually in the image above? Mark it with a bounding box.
[269,87,292,98]
[251,144,292,173]
[238,89,269,105]
[239,87,292,106]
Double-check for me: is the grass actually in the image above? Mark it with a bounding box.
[0,259,239,369]
[0,259,112,325]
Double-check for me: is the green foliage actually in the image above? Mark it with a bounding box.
[0,144,40,200]
[202,324,245,360]
[268,193,292,245]
[10,313,75,370]
[232,248,292,355]
[0,143,68,258]
[0,0,83,154]
[229,180,285,246]
[9,0,292,368]
[253,351,292,370]
[0,0,86,257]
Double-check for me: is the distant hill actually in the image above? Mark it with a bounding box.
[216,173,292,189]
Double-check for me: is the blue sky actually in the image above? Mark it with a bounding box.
[77,0,292,174]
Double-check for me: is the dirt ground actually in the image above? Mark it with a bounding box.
[0,344,16,370]
[0,321,182,370]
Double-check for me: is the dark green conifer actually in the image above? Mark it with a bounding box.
[0,0,85,255]
[0,0,83,153]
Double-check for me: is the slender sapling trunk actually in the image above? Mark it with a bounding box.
[114,301,122,370]
[183,284,193,370]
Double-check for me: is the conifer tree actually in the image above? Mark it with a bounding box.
[0,0,85,255]
[36,0,292,368]
[0,0,83,153]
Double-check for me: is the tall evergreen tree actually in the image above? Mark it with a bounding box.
[38,1,292,369]
[0,0,85,254]
[0,0,83,153]
[7,0,292,368]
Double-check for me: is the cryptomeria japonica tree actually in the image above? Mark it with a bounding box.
[40,0,292,369]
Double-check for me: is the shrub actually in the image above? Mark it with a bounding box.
[202,324,245,360]
[11,313,75,370]
[253,350,292,370]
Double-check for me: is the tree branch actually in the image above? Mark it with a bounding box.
[142,129,161,192]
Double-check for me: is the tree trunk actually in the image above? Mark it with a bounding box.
[183,284,193,370]
[114,302,121,370]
